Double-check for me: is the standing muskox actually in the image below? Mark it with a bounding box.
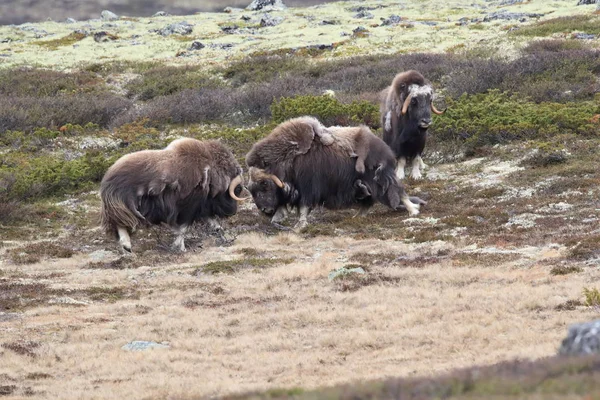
[245,116,424,230]
[100,138,247,253]
[380,70,445,180]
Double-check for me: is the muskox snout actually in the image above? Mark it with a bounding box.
[261,207,275,215]
[419,118,432,129]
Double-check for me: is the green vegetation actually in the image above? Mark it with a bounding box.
[511,15,600,37]
[583,287,600,307]
[33,32,87,50]
[194,257,294,275]
[432,90,600,147]
[271,94,380,128]
[550,265,583,276]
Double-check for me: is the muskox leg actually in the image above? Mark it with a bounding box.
[409,157,423,180]
[417,155,428,170]
[396,157,406,180]
[172,225,188,252]
[271,206,289,224]
[293,206,311,231]
[117,226,132,253]
[401,194,420,216]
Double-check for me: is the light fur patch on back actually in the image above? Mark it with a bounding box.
[408,84,433,97]
[384,111,392,131]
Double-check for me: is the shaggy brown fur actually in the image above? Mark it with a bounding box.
[100,138,244,251]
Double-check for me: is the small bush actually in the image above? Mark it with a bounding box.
[271,94,380,127]
[583,287,600,307]
[126,66,223,101]
[550,265,583,276]
[511,15,600,37]
[8,242,73,264]
[0,68,101,97]
[432,90,600,146]
[522,39,588,54]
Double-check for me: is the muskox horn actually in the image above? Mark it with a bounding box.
[229,175,249,201]
[401,93,412,115]
[431,102,446,115]
[268,174,285,189]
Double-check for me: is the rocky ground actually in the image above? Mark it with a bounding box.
[1,0,600,399]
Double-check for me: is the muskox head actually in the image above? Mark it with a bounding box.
[401,84,445,129]
[247,167,292,216]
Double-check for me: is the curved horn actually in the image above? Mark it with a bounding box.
[401,93,412,115]
[229,175,249,201]
[431,102,446,115]
[268,174,285,189]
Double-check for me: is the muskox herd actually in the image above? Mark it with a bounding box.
[100,70,445,253]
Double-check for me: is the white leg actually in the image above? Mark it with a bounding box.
[396,157,406,180]
[401,195,420,216]
[172,225,188,252]
[417,155,427,170]
[294,206,311,231]
[117,226,132,253]
[410,157,422,180]
[271,206,289,224]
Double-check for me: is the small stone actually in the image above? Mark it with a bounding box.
[122,341,170,351]
[354,10,374,19]
[224,7,244,13]
[483,11,544,22]
[189,41,205,50]
[260,14,284,27]
[559,319,600,355]
[577,0,596,4]
[328,266,366,281]
[320,20,338,25]
[101,10,119,21]
[65,18,77,24]
[240,15,252,21]
[246,0,287,11]
[49,297,90,306]
[93,31,118,42]
[574,33,596,39]
[152,11,170,17]
[381,15,402,25]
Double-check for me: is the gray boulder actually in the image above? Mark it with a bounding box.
[354,10,374,19]
[483,11,544,22]
[122,341,170,351]
[158,21,193,36]
[559,320,600,356]
[152,11,170,17]
[101,10,119,21]
[576,0,597,4]
[65,18,77,24]
[260,14,284,27]
[246,0,287,11]
[381,15,402,25]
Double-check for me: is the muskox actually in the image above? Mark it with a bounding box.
[100,138,247,253]
[380,70,445,180]
[245,116,424,230]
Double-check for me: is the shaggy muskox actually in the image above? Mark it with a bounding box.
[100,138,247,253]
[380,70,445,180]
[245,116,424,230]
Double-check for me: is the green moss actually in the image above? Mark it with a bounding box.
[271,94,380,128]
[511,15,600,37]
[194,257,294,275]
[33,32,87,50]
[583,287,600,307]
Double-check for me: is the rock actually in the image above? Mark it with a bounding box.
[328,266,366,281]
[101,10,119,21]
[577,0,596,4]
[93,31,118,42]
[320,20,338,25]
[381,15,402,25]
[89,250,119,261]
[189,41,205,50]
[158,21,193,36]
[347,6,379,12]
[122,341,170,351]
[0,312,21,323]
[152,11,170,17]
[500,0,523,4]
[353,26,369,36]
[483,11,544,22]
[65,18,77,24]
[574,33,596,39]
[246,0,287,12]
[240,15,252,21]
[49,297,90,306]
[260,14,284,27]
[354,10,374,19]
[224,7,244,13]
[559,320,600,355]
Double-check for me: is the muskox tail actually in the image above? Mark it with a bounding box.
[100,182,145,237]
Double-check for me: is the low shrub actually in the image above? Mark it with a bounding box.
[0,68,102,97]
[510,15,600,37]
[431,90,600,146]
[271,94,380,127]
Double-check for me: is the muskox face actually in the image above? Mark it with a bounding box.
[404,85,434,129]
[248,179,282,216]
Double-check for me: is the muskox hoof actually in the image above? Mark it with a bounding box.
[409,169,423,180]
[396,168,405,180]
[293,220,308,232]
[409,196,427,206]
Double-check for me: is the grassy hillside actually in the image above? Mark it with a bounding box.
[1,0,600,399]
